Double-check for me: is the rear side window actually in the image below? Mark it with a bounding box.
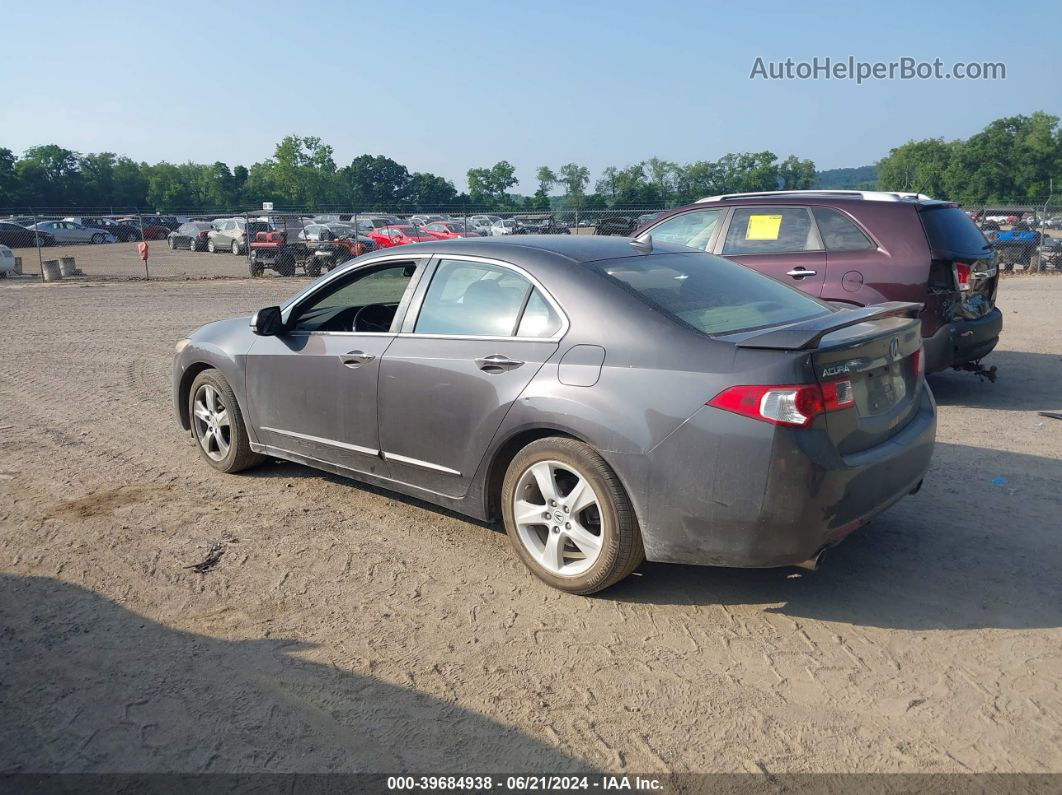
[722,207,819,255]
[645,209,724,251]
[588,252,830,336]
[416,259,534,337]
[919,206,990,258]
[812,207,876,251]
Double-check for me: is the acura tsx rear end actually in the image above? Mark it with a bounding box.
[172,236,935,593]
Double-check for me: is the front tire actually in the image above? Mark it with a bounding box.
[231,240,241,256]
[188,370,264,473]
[207,239,216,253]
[501,437,643,594]
[91,233,105,244]
[168,236,176,250]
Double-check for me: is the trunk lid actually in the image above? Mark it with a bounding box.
[733,301,925,455]
[811,316,924,455]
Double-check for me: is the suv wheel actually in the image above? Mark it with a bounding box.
[188,370,265,473]
[501,437,643,594]
[168,236,176,250]
[207,239,216,253]
[231,240,241,256]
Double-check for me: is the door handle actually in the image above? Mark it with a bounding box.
[340,350,376,368]
[474,354,524,373]
[786,268,818,278]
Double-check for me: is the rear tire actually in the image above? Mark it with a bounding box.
[91,233,104,244]
[248,256,264,278]
[501,437,643,594]
[188,370,265,474]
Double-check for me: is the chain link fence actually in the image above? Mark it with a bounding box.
[3,203,1061,282]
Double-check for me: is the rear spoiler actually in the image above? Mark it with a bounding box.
[734,301,923,351]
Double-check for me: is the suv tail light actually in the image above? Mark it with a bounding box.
[955,262,971,291]
[912,346,924,379]
[708,380,853,428]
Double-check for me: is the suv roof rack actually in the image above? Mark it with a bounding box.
[696,190,936,203]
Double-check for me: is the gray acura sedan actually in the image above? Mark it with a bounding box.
[173,236,936,594]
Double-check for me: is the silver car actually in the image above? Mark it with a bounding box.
[28,220,116,244]
[173,236,935,593]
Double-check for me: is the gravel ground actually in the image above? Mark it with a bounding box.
[0,274,1059,774]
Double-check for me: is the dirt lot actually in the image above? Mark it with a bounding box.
[0,273,1060,775]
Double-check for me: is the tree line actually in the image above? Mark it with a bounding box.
[0,135,815,213]
[876,112,1062,204]
[2,110,1056,213]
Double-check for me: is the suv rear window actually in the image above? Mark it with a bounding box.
[588,252,830,336]
[919,206,991,258]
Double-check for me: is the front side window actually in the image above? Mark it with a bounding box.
[587,252,829,336]
[291,263,416,333]
[722,206,819,255]
[416,259,535,337]
[645,209,724,250]
[812,207,875,251]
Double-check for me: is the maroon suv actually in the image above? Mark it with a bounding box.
[634,191,1001,374]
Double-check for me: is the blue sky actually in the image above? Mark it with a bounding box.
[1,0,1058,192]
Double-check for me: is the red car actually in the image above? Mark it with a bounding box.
[368,225,437,248]
[421,221,482,239]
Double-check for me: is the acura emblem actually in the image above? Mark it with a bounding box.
[889,337,900,360]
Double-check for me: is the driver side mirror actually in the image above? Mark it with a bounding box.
[250,305,285,336]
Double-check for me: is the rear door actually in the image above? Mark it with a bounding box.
[714,205,827,296]
[376,256,566,497]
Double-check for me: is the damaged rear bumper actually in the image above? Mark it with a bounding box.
[923,307,1003,373]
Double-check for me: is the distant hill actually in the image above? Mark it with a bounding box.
[813,165,877,190]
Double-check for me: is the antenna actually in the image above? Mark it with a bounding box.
[629,235,652,255]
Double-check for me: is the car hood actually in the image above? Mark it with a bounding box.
[188,315,255,351]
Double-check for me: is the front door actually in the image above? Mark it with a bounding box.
[715,205,827,297]
[245,260,422,476]
[377,256,566,497]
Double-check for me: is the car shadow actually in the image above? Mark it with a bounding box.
[929,349,1062,411]
[0,574,591,774]
[605,442,1062,631]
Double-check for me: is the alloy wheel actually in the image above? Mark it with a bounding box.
[192,384,231,462]
[512,460,604,577]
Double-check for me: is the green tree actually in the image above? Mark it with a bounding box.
[876,138,954,197]
[557,163,590,207]
[778,154,817,190]
[467,161,517,203]
[340,155,411,207]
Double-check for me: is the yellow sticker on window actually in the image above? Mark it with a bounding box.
[745,214,782,241]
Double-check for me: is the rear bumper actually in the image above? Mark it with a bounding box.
[923,307,1003,372]
[641,387,936,567]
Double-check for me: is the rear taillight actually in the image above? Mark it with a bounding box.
[912,347,924,379]
[955,262,971,291]
[708,380,853,428]
[198,231,207,238]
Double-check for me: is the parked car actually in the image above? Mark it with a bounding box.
[0,221,54,247]
[368,225,437,248]
[490,218,524,236]
[468,215,501,235]
[514,215,570,234]
[168,222,214,251]
[1038,235,1062,271]
[992,224,1041,271]
[595,215,638,236]
[0,244,14,277]
[208,218,269,255]
[27,220,116,244]
[63,216,141,243]
[634,190,1001,375]
[173,236,935,594]
[422,221,482,239]
[116,217,170,240]
[247,216,313,277]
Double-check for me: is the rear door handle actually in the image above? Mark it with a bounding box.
[340,350,376,368]
[475,354,524,373]
[786,268,817,279]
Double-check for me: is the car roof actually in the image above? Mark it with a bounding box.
[364,234,697,264]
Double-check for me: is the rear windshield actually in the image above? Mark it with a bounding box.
[587,252,831,336]
[919,206,991,258]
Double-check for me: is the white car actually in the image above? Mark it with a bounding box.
[0,244,15,277]
[468,215,500,235]
[490,218,518,236]
[28,220,116,244]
